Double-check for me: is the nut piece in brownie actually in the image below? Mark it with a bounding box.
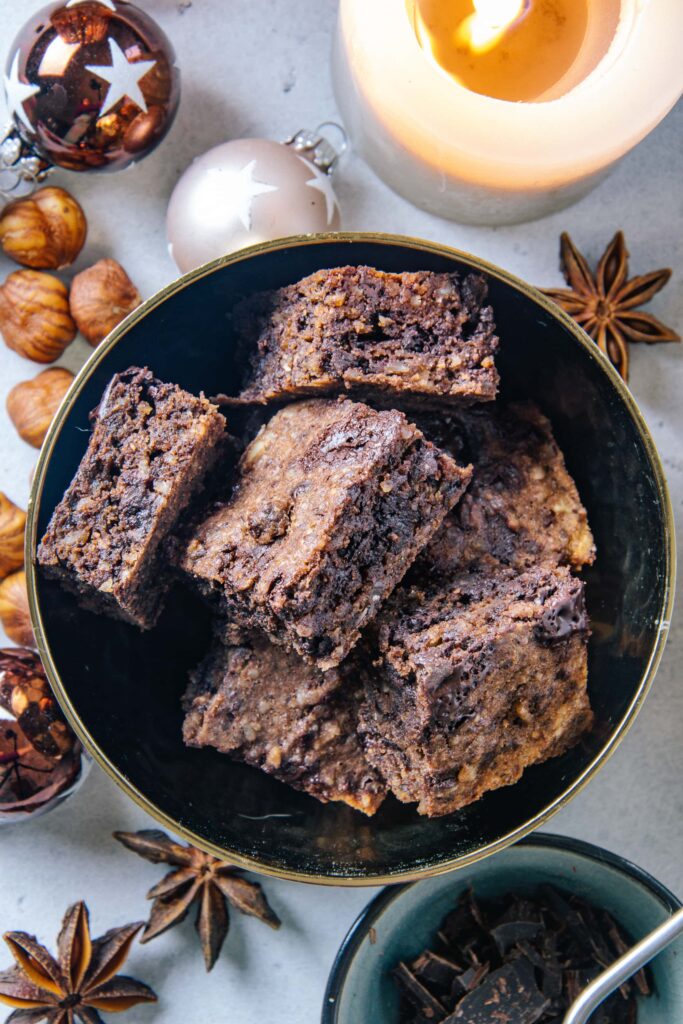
[359,565,592,817]
[230,266,499,406]
[176,397,471,668]
[417,401,595,576]
[38,367,226,630]
[183,632,386,815]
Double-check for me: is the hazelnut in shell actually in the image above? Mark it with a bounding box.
[0,186,87,269]
[7,367,74,448]
[70,259,141,346]
[0,270,77,363]
[0,570,34,647]
[0,493,26,580]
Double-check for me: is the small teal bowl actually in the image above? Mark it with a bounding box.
[322,833,683,1023]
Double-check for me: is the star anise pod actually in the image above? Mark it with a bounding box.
[0,901,156,1023]
[114,829,281,971]
[0,650,75,760]
[542,231,679,379]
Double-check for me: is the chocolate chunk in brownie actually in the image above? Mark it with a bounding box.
[417,402,595,576]
[228,266,499,407]
[358,565,592,817]
[176,397,471,668]
[38,367,227,630]
[183,632,386,815]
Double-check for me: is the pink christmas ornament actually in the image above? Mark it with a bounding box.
[167,128,343,273]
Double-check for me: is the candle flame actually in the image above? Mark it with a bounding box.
[457,0,526,54]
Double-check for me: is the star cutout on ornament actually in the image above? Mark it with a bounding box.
[300,156,339,226]
[3,51,40,132]
[204,159,278,230]
[86,37,157,117]
[66,0,117,8]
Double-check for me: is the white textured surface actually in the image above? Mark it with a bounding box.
[0,3,681,1022]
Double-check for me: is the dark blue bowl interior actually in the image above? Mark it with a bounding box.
[32,238,669,880]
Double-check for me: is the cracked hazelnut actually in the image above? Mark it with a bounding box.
[70,259,141,346]
[0,493,26,580]
[0,570,34,647]
[0,270,77,362]
[7,367,74,448]
[0,186,87,269]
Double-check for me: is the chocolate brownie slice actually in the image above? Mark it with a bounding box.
[38,367,226,629]
[230,266,499,406]
[176,398,471,668]
[358,565,592,817]
[417,402,595,576]
[183,632,386,815]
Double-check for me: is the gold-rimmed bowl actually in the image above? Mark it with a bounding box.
[26,234,674,884]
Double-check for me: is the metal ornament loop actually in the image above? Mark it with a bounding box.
[0,123,51,203]
[283,122,348,174]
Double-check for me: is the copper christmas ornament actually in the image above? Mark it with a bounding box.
[1,0,180,191]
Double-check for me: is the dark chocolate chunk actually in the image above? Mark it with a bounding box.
[394,962,448,1021]
[603,913,651,997]
[490,920,544,956]
[445,957,549,1023]
[392,886,652,1024]
[439,890,489,949]
[450,963,490,1004]
[412,952,464,993]
[535,583,589,643]
[515,939,563,1010]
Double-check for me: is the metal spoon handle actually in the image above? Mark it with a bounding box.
[563,906,683,1024]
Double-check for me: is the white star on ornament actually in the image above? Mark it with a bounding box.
[3,51,40,132]
[299,156,339,226]
[86,38,156,117]
[204,160,278,231]
[66,0,117,9]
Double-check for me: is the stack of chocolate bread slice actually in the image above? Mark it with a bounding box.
[39,266,594,817]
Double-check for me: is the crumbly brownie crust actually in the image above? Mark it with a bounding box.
[38,367,226,630]
[176,397,471,668]
[417,402,595,576]
[358,565,592,817]
[183,632,386,815]
[230,266,499,406]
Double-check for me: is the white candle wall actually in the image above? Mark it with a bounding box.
[333,0,683,225]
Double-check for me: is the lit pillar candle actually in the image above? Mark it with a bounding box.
[333,0,683,225]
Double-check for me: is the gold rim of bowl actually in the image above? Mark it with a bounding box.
[24,232,677,886]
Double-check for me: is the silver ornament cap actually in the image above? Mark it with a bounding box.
[0,123,50,202]
[167,131,343,274]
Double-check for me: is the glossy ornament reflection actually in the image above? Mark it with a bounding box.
[0,646,88,826]
[0,726,88,826]
[3,0,180,174]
